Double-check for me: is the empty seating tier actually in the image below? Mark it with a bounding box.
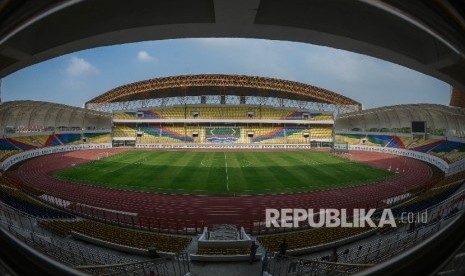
[0,185,74,219]
[337,134,465,164]
[114,106,333,121]
[83,133,112,144]
[39,220,192,253]
[257,226,376,252]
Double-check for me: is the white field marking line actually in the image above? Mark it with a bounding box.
[303,156,354,174]
[240,159,252,167]
[201,158,223,167]
[96,151,109,160]
[76,203,138,216]
[200,159,210,167]
[224,152,229,192]
[104,155,148,173]
[302,157,320,166]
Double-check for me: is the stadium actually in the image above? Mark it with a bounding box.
[1,1,465,276]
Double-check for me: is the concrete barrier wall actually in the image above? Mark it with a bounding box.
[198,240,252,250]
[71,231,173,257]
[136,144,313,150]
[348,145,449,173]
[190,253,262,262]
[0,143,112,171]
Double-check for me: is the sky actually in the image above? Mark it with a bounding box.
[2,38,451,109]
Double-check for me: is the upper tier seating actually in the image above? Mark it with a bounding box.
[113,112,137,119]
[113,126,136,137]
[310,113,333,121]
[310,127,332,139]
[114,106,333,121]
[83,133,112,144]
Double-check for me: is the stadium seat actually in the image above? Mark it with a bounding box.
[257,226,378,252]
[0,186,74,219]
[39,219,192,253]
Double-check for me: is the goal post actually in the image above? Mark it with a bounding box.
[330,142,349,153]
[96,152,109,160]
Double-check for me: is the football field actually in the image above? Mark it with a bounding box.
[53,150,394,195]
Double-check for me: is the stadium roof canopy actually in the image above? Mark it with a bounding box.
[0,101,111,133]
[85,74,360,108]
[336,104,465,137]
[0,0,464,92]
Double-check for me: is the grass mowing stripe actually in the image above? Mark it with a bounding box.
[170,151,203,190]
[252,152,303,192]
[109,151,157,187]
[224,152,229,192]
[270,152,316,191]
[239,153,277,191]
[153,152,182,190]
[187,152,216,192]
[280,152,326,190]
[205,152,227,193]
[228,152,249,193]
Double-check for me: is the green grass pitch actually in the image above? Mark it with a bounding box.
[53,150,395,195]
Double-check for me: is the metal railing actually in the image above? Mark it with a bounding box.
[75,253,190,276]
[261,188,465,275]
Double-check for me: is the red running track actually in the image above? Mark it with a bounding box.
[7,149,434,230]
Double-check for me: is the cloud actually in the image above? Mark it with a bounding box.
[137,51,155,62]
[298,46,450,108]
[66,57,98,77]
[188,38,297,80]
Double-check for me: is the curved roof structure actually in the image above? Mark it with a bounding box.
[0,101,111,134]
[336,104,465,137]
[0,0,464,91]
[85,74,360,108]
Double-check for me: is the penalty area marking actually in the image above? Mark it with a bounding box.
[200,158,214,167]
[200,157,252,168]
[302,157,320,166]
[200,157,226,167]
[201,160,208,167]
[240,159,252,167]
[224,152,229,192]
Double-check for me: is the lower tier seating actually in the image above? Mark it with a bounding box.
[337,134,465,164]
[39,219,192,253]
[257,226,376,252]
[0,185,74,219]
